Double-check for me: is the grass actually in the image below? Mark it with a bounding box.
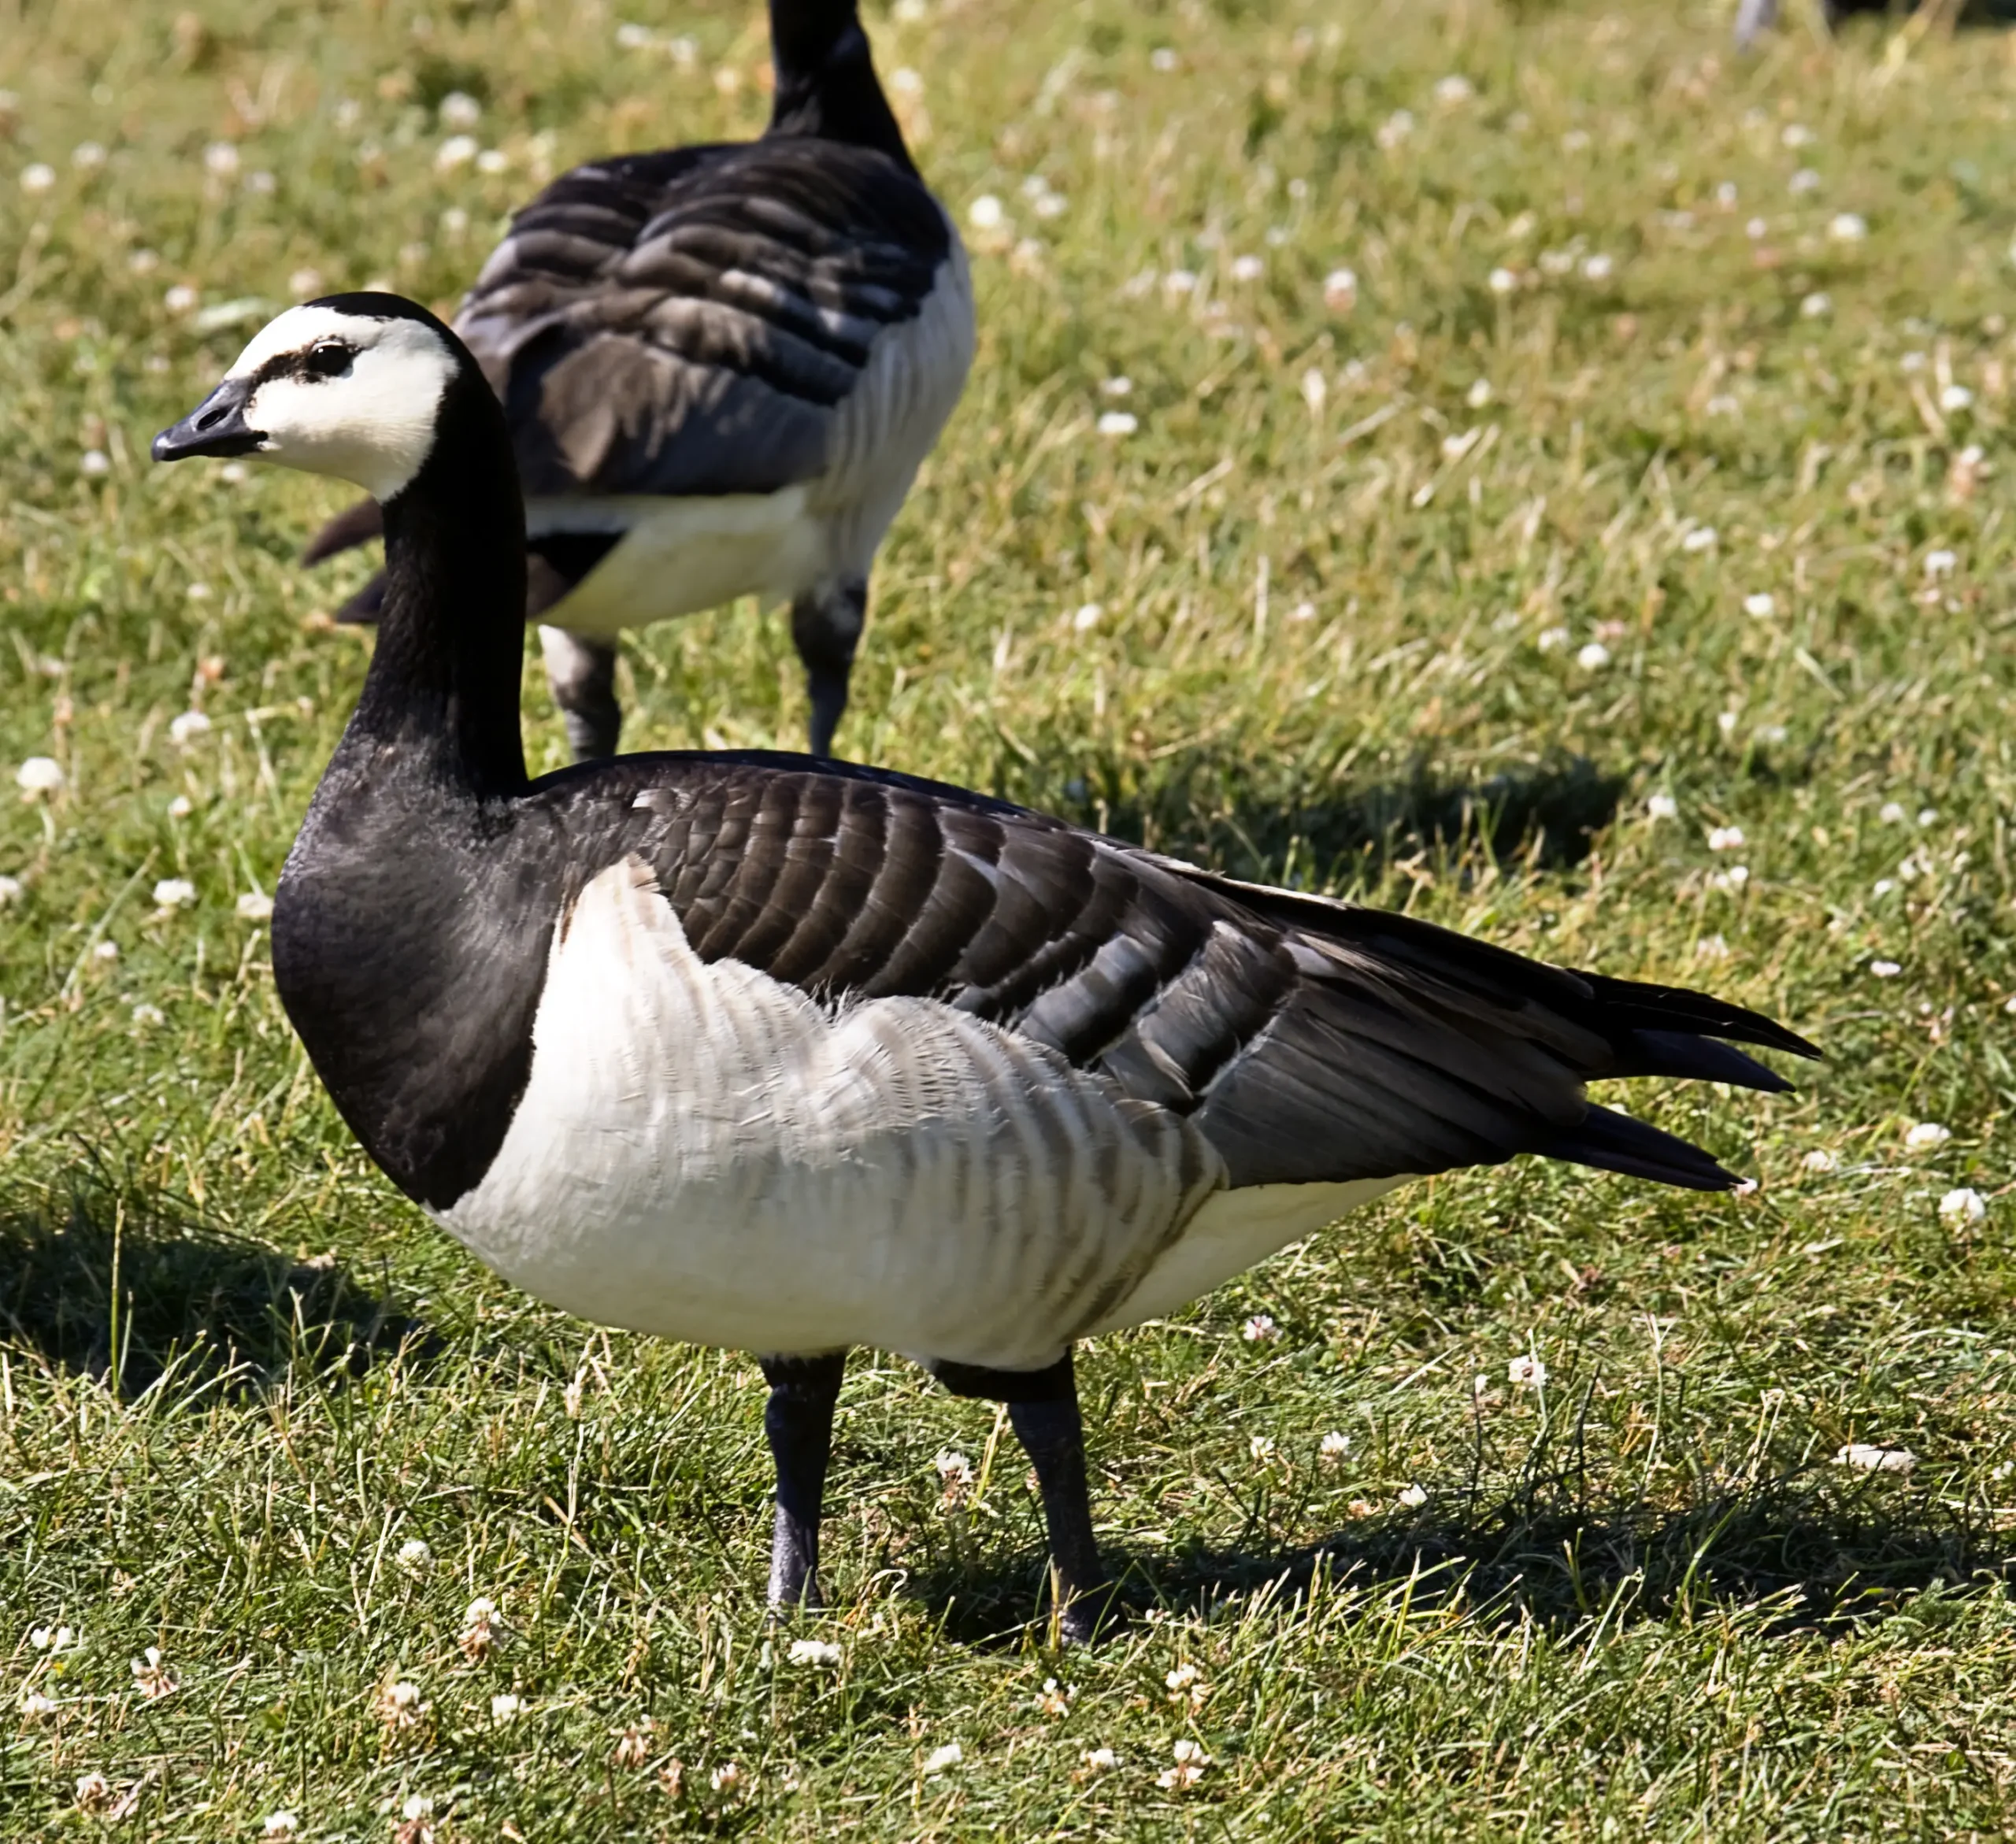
[2,0,2016,1833]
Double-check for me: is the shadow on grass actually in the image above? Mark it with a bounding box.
[0,1176,433,1398]
[997,744,1625,888]
[913,1471,2005,1650]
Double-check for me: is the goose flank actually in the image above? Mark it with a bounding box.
[156,295,1819,1642]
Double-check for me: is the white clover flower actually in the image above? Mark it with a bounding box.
[1829,213,1867,243]
[376,1679,427,1728]
[0,874,20,904]
[165,283,199,314]
[1082,1746,1119,1772]
[204,141,241,177]
[1581,253,1614,282]
[1681,526,1718,553]
[491,1693,524,1722]
[401,1794,434,1822]
[168,710,213,746]
[91,941,118,963]
[1800,1150,1840,1174]
[1096,410,1138,437]
[1834,1443,1914,1475]
[788,1638,842,1667]
[17,757,63,794]
[1150,46,1177,71]
[1939,385,1973,414]
[710,1761,745,1794]
[1162,268,1198,296]
[236,892,275,921]
[1906,1122,1952,1150]
[1322,268,1358,310]
[611,1720,655,1768]
[1744,592,1777,618]
[1320,1430,1351,1459]
[1781,124,1815,149]
[132,1003,165,1028]
[1433,74,1475,106]
[1799,291,1831,319]
[153,878,196,909]
[1576,641,1610,670]
[1375,109,1414,150]
[1870,961,1902,979]
[1488,266,1518,295]
[1706,825,1744,852]
[131,1646,176,1698]
[933,1450,973,1489]
[1228,254,1263,283]
[1397,1483,1428,1508]
[1694,935,1731,962]
[1917,807,1937,826]
[890,66,924,97]
[75,1774,114,1813]
[262,1812,299,1836]
[1535,625,1569,652]
[1646,793,1679,822]
[921,1742,963,1775]
[967,194,1004,231]
[435,135,479,171]
[459,1596,501,1657]
[81,449,110,478]
[476,148,509,176]
[1788,168,1821,195]
[1708,865,1750,893]
[20,162,57,194]
[395,1537,432,1576]
[1248,1434,1277,1463]
[1071,602,1102,631]
[1036,1676,1073,1716]
[1940,1188,1986,1224]
[1242,1313,1279,1343]
[1466,378,1492,409]
[1158,1738,1211,1788]
[615,20,654,48]
[1288,600,1316,623]
[1100,376,1132,398]
[1507,1353,1547,1389]
[438,91,482,130]
[19,1690,57,1720]
[1300,368,1327,413]
[288,266,324,298]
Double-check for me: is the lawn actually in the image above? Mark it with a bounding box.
[2,0,2015,1834]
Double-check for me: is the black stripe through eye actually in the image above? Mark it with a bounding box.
[302,343,353,379]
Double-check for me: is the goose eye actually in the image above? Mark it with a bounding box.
[304,343,353,379]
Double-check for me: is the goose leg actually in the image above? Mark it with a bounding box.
[790,576,867,759]
[759,1350,847,1613]
[931,1350,1116,1643]
[537,625,622,761]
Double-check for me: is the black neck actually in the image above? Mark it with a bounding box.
[341,368,530,800]
[765,0,916,172]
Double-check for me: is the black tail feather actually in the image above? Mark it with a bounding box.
[1614,1028,1795,1096]
[301,496,384,566]
[1578,972,1820,1064]
[1540,1103,1741,1193]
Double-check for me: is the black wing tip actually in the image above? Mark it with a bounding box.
[1543,1103,1753,1194]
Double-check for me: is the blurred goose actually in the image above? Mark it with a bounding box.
[303,0,973,761]
[157,296,1818,1642]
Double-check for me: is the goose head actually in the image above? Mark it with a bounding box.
[153,293,465,503]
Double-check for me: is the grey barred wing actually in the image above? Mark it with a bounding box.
[453,142,956,500]
[608,761,1818,1198]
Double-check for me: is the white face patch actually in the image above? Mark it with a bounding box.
[222,303,458,502]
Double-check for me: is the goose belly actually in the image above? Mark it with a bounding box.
[433,859,1223,1370]
[527,487,827,638]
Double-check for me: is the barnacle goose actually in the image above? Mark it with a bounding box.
[302,0,973,762]
[158,296,1818,1642]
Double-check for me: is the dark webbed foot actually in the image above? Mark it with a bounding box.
[537,626,622,761]
[932,1350,1120,1644]
[760,1351,848,1613]
[790,577,867,759]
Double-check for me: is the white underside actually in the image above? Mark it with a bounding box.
[526,236,976,641]
[435,859,1411,1372]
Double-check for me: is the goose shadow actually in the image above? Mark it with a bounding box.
[990,745,1625,890]
[903,1468,2003,1650]
[0,1176,434,1398]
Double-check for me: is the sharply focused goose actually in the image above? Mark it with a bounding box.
[157,296,1818,1642]
[303,0,973,761]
